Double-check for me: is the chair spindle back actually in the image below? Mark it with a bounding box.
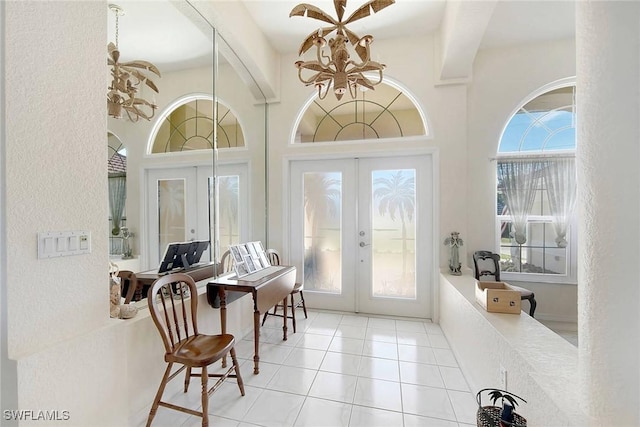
[148,273,199,354]
[265,249,281,266]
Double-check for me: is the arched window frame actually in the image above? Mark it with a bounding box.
[289,76,432,146]
[146,93,247,155]
[495,78,578,285]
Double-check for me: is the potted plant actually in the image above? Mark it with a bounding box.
[476,388,527,427]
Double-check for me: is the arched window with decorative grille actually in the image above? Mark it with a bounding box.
[496,80,577,283]
[150,95,245,153]
[292,79,429,144]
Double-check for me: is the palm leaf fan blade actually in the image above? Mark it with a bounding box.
[333,0,347,21]
[369,0,395,13]
[354,41,372,63]
[353,76,375,90]
[145,79,159,93]
[120,60,161,77]
[290,4,337,25]
[108,42,117,55]
[344,0,395,24]
[355,61,385,72]
[300,61,332,72]
[298,28,328,55]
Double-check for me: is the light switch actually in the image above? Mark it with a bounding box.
[44,237,54,254]
[68,236,79,251]
[56,236,66,252]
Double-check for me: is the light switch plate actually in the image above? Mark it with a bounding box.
[38,231,91,258]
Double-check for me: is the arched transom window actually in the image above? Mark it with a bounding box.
[151,96,245,153]
[293,80,427,143]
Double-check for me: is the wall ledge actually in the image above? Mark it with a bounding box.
[439,272,587,426]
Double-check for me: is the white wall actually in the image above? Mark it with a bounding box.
[3,2,129,425]
[5,0,108,360]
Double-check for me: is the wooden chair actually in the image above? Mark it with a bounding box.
[260,249,308,332]
[472,250,537,317]
[146,273,244,427]
[118,270,141,304]
[216,249,233,276]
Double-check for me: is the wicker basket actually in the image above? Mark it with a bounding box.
[476,388,527,427]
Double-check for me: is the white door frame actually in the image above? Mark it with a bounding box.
[283,148,440,319]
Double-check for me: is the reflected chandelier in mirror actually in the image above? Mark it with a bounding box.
[107,3,161,122]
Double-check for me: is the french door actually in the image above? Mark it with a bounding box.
[146,164,248,269]
[290,155,434,318]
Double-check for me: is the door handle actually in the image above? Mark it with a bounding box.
[359,242,370,247]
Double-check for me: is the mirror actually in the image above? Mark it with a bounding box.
[107,1,267,283]
[107,132,128,256]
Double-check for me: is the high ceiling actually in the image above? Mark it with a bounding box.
[108,1,575,75]
[241,0,575,54]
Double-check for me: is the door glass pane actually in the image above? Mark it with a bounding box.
[158,179,186,258]
[371,169,416,299]
[218,175,240,249]
[303,172,342,293]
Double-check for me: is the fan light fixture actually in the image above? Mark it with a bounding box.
[107,4,161,122]
[290,0,394,100]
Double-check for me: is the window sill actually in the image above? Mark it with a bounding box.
[501,271,577,285]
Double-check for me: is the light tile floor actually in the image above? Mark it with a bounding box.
[131,310,477,427]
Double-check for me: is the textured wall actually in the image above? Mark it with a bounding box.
[5,1,108,358]
[439,273,585,426]
[4,2,127,426]
[576,2,640,424]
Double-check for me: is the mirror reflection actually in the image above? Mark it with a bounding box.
[107,0,267,299]
[107,132,128,256]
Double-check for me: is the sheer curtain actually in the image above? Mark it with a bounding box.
[108,173,126,235]
[542,157,577,247]
[497,161,543,244]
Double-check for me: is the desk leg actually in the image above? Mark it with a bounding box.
[282,297,288,341]
[218,288,228,368]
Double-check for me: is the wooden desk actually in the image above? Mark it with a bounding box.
[207,266,296,374]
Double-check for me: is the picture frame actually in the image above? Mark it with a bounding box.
[243,254,257,272]
[234,261,249,277]
[230,245,243,263]
[229,241,271,278]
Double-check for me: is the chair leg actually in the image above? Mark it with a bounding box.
[146,362,173,427]
[230,347,245,396]
[184,367,192,392]
[290,293,297,333]
[261,304,281,326]
[528,294,537,317]
[299,290,308,318]
[200,366,209,427]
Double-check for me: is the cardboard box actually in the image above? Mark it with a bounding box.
[475,280,521,314]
